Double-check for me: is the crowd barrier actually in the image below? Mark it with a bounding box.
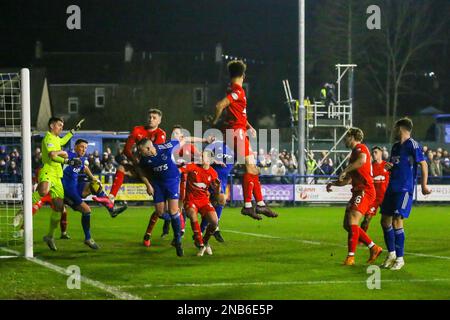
[2,174,450,204]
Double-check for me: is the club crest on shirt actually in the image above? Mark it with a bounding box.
[161,154,168,161]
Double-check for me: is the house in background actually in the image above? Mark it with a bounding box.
[29,42,240,134]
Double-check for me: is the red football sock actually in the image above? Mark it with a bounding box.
[41,194,52,204]
[358,227,373,246]
[146,211,159,235]
[180,211,185,230]
[252,174,264,202]
[110,170,125,197]
[243,173,254,203]
[60,210,68,233]
[348,225,360,255]
[32,200,43,215]
[190,220,203,246]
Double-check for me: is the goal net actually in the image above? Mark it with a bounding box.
[0,69,33,258]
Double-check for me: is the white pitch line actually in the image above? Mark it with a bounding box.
[223,230,323,245]
[223,229,450,261]
[0,247,141,300]
[117,278,450,289]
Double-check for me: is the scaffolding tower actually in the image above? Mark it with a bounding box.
[306,64,357,175]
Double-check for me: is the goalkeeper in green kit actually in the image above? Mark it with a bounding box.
[32,117,84,251]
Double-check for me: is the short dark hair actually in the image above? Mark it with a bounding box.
[75,139,88,145]
[227,60,246,78]
[346,127,364,142]
[137,138,151,148]
[48,117,64,129]
[172,124,183,130]
[395,117,413,132]
[148,108,163,117]
[371,146,382,152]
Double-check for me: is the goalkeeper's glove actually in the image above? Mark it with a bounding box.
[65,157,82,167]
[70,118,85,135]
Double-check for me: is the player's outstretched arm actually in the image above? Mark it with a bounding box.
[134,165,154,195]
[48,150,68,164]
[83,166,99,183]
[339,153,366,181]
[212,97,230,125]
[246,121,257,138]
[61,118,85,146]
[327,176,352,192]
[183,136,215,145]
[419,160,432,195]
[123,133,137,161]
[49,151,82,166]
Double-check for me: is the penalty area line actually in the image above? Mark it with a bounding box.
[223,229,450,261]
[117,278,450,289]
[0,247,141,300]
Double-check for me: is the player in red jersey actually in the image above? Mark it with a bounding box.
[102,108,166,207]
[326,128,383,266]
[361,146,390,232]
[181,150,221,256]
[210,60,277,220]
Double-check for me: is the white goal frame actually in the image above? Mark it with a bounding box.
[21,68,33,258]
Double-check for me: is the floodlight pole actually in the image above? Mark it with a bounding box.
[298,0,306,178]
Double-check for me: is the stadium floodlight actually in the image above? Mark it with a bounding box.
[0,69,33,258]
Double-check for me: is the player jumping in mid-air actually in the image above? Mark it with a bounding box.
[30,117,84,251]
[379,117,431,270]
[102,108,166,207]
[181,150,221,256]
[210,60,278,220]
[327,128,383,266]
[360,146,390,232]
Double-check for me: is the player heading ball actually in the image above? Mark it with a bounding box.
[210,60,278,220]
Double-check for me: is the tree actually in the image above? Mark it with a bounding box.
[362,0,448,138]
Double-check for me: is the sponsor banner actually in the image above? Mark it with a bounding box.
[0,183,23,201]
[232,184,294,201]
[97,184,153,201]
[415,185,450,202]
[295,184,352,202]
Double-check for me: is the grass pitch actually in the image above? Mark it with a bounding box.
[1,205,450,300]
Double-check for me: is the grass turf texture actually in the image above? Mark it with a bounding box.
[1,205,450,300]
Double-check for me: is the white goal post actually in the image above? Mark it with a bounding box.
[21,68,33,258]
[0,68,33,258]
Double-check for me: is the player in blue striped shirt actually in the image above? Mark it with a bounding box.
[380,118,431,270]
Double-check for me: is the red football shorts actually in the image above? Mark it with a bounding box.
[347,190,375,215]
[225,128,252,158]
[184,198,215,218]
[366,196,384,217]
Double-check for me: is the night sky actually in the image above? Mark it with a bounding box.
[1,0,302,67]
[1,0,448,118]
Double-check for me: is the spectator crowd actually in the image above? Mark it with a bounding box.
[0,145,22,183]
[1,143,450,184]
[423,145,450,182]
